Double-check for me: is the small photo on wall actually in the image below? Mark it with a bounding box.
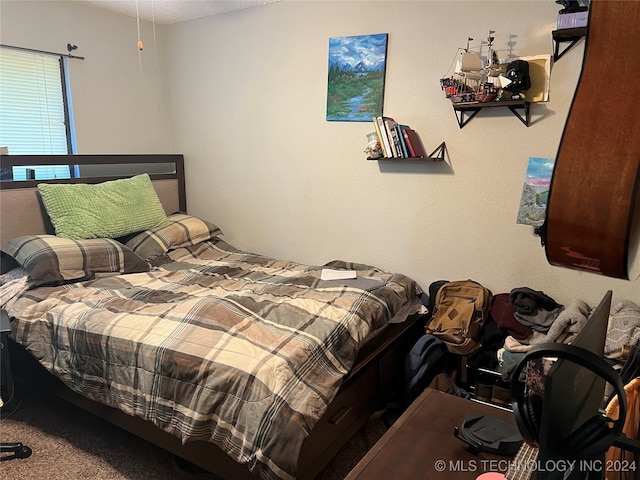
[326,33,388,122]
[517,157,556,227]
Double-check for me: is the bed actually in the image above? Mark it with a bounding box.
[0,154,426,480]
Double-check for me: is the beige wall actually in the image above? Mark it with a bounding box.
[2,0,638,307]
[0,0,172,153]
[165,0,639,306]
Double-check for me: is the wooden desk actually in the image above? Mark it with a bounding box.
[345,389,518,480]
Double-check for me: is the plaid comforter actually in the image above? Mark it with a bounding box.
[7,238,422,479]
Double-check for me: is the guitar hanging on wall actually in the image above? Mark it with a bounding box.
[544,0,640,280]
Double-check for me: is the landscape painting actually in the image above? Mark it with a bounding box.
[517,157,556,226]
[326,33,388,122]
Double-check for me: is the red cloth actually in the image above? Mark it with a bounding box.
[491,293,532,341]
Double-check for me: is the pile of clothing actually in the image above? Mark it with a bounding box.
[604,300,640,357]
[493,287,591,382]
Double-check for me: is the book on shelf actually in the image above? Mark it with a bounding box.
[402,128,416,157]
[372,118,388,157]
[395,124,410,158]
[390,125,404,158]
[402,128,426,158]
[374,116,393,158]
[370,117,428,159]
[383,117,400,158]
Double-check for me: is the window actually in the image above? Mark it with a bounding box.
[0,46,77,180]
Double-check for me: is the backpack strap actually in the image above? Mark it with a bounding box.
[404,334,448,403]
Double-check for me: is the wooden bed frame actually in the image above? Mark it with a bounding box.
[0,154,425,479]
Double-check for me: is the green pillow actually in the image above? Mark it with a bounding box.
[37,174,170,240]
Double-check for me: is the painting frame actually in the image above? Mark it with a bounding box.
[326,33,388,122]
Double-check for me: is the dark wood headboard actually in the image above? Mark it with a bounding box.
[0,154,186,245]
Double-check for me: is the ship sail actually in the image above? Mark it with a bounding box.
[455,52,484,81]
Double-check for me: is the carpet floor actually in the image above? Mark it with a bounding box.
[0,391,391,480]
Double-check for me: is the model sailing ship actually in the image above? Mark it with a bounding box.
[440,30,504,104]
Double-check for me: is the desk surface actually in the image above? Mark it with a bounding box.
[345,389,519,480]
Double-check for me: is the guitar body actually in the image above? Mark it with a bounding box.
[545,0,640,279]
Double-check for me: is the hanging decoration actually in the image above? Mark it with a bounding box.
[132,0,162,112]
[136,0,143,72]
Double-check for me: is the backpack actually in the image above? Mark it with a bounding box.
[425,280,492,355]
[404,334,448,404]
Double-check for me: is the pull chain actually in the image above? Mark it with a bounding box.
[135,0,143,73]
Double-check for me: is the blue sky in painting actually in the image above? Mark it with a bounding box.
[525,157,555,188]
[328,33,388,71]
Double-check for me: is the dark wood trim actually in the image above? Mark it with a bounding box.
[0,154,186,213]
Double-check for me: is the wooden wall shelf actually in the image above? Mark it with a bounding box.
[452,100,531,128]
[552,27,587,62]
[368,142,446,162]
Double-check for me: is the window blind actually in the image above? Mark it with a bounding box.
[0,47,72,180]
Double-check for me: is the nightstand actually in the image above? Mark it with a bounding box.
[345,389,517,480]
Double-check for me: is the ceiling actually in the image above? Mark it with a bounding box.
[77,0,278,24]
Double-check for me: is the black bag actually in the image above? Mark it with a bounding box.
[404,334,448,404]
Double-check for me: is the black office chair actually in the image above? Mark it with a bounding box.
[0,309,32,461]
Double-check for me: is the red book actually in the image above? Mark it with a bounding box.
[402,129,425,158]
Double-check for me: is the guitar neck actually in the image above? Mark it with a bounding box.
[506,443,538,480]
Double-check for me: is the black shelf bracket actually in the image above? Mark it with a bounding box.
[552,27,587,62]
[427,142,447,161]
[454,109,481,129]
[452,100,531,128]
[507,102,531,127]
[367,141,447,162]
